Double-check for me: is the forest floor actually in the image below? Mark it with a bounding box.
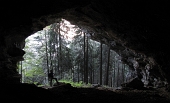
[1,82,170,103]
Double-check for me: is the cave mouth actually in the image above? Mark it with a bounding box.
[21,18,135,88]
[20,12,170,90]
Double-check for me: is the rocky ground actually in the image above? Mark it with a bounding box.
[1,83,170,103]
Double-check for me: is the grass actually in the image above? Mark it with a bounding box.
[58,79,91,88]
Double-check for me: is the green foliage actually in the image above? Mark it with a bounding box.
[25,67,44,77]
[59,79,92,88]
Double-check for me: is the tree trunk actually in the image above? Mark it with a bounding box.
[83,32,86,83]
[117,61,120,87]
[77,63,80,83]
[44,31,49,84]
[113,61,116,87]
[20,61,22,83]
[105,45,110,86]
[100,42,103,85]
[59,22,63,79]
[122,64,125,84]
[85,35,89,84]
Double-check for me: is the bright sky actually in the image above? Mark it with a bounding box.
[60,19,79,41]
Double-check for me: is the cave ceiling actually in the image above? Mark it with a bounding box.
[1,0,170,84]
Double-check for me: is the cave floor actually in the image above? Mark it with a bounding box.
[1,83,170,103]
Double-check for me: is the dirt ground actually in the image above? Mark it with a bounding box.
[1,83,170,103]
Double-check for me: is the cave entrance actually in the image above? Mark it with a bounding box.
[18,19,133,88]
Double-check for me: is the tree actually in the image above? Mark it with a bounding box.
[83,32,87,83]
[105,44,110,85]
[100,42,103,85]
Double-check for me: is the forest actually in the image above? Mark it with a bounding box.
[18,19,134,88]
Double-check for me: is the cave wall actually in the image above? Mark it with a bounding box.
[0,0,170,88]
